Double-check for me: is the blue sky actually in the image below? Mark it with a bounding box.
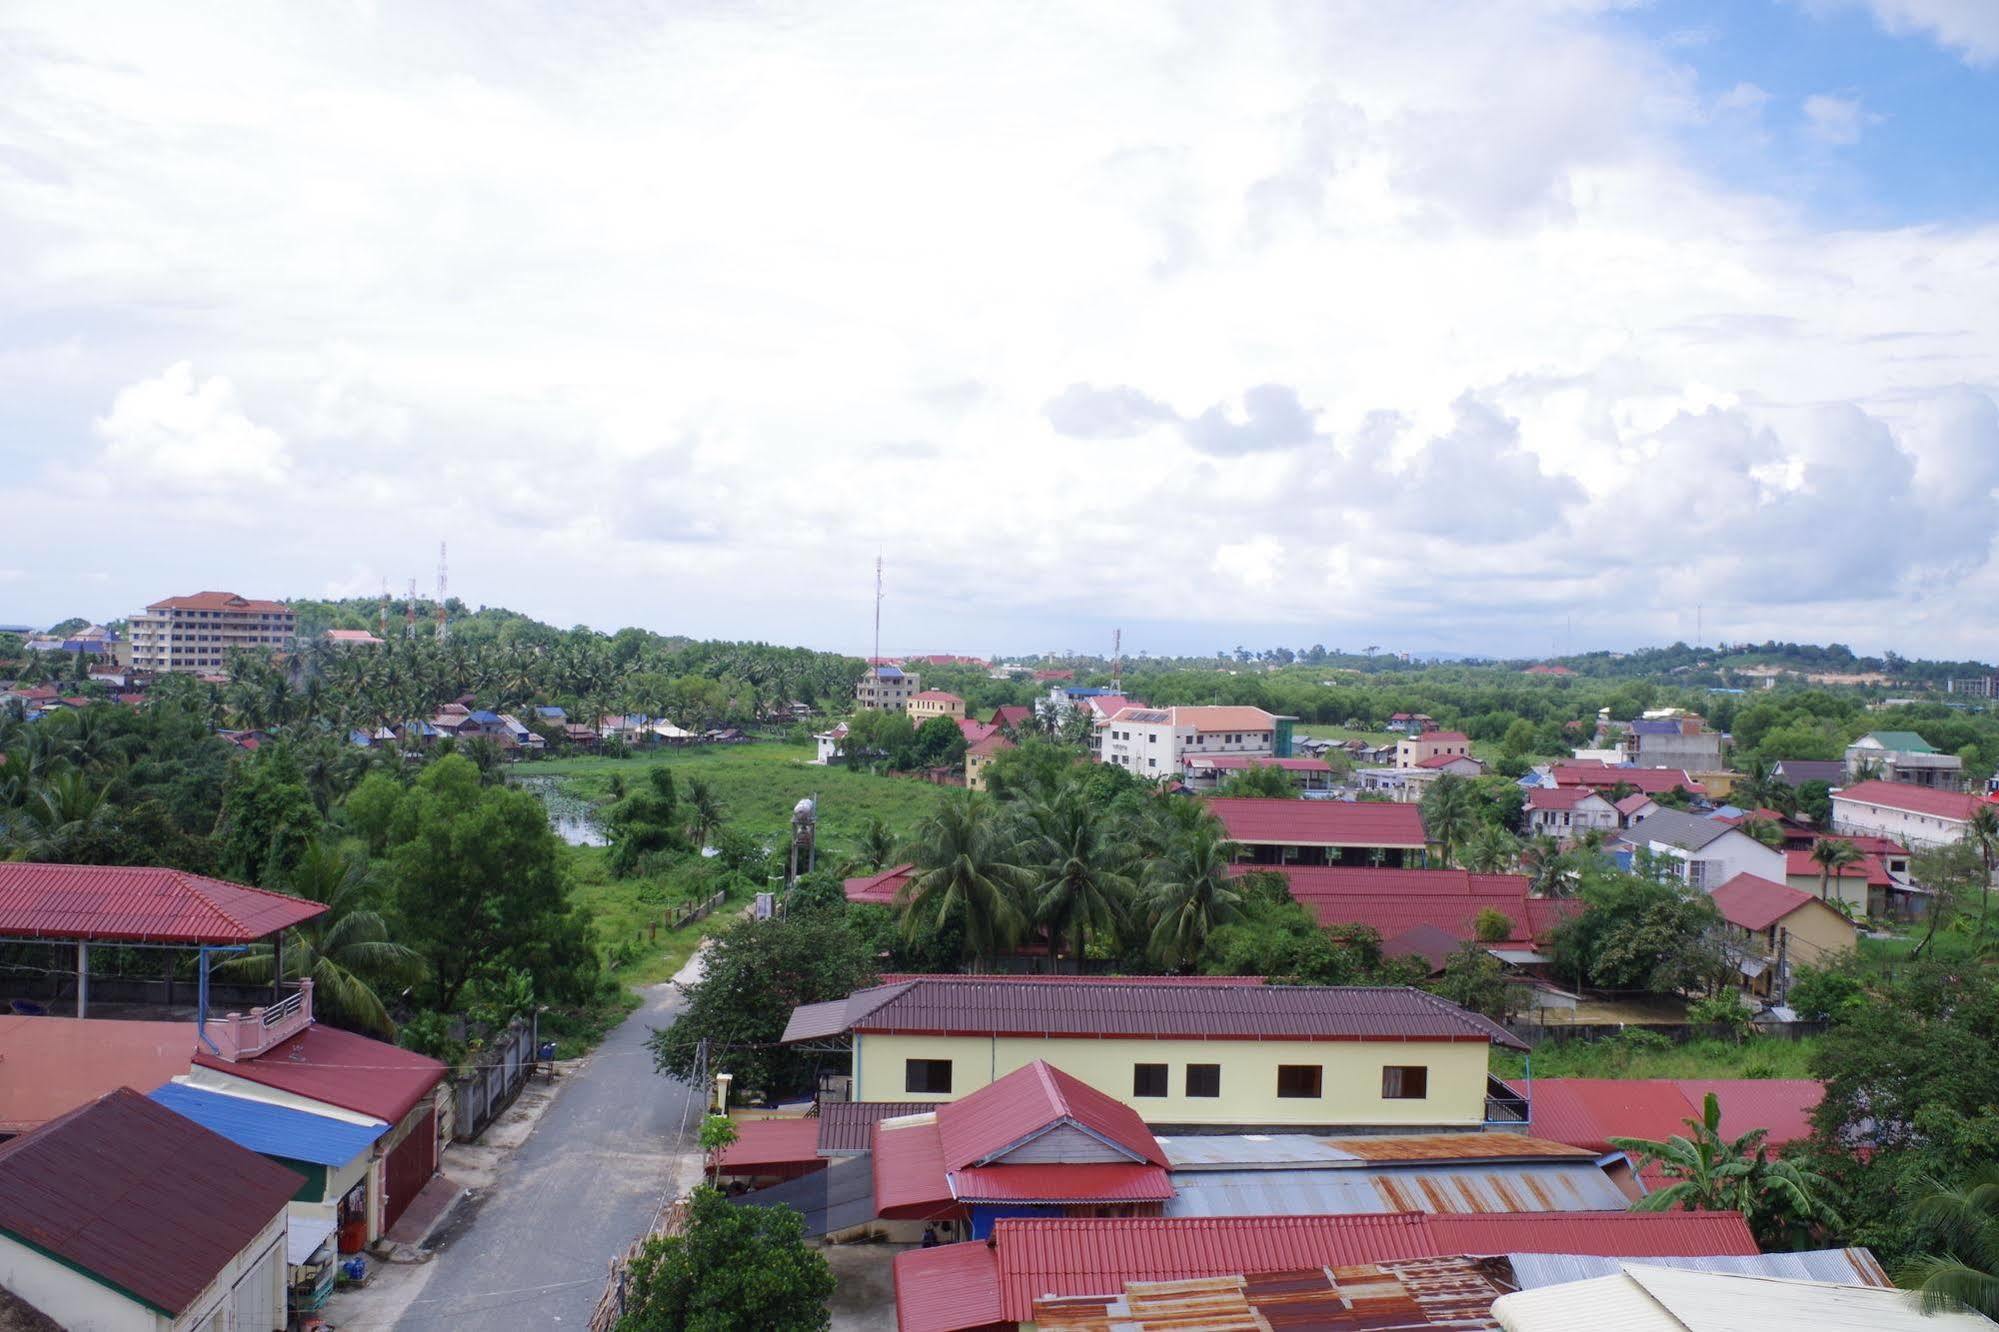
[1,0,1998,662]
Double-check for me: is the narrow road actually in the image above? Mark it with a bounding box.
[397,981,702,1330]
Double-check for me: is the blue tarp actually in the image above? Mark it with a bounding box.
[149,1082,387,1166]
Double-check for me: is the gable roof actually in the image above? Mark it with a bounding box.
[965,731,1015,759]
[1242,867,1576,950]
[894,1211,1761,1331]
[1833,780,1983,822]
[1771,759,1845,785]
[1172,706,1279,733]
[1208,798,1428,848]
[843,864,914,906]
[1409,730,1470,744]
[1551,765,1704,796]
[194,1022,444,1123]
[1856,731,1937,753]
[955,717,997,745]
[0,1088,301,1317]
[1615,792,1658,815]
[1623,809,1742,853]
[936,1061,1163,1169]
[148,1081,388,1166]
[910,691,964,704]
[989,705,1032,728]
[0,1017,196,1135]
[1710,874,1848,932]
[145,591,289,614]
[784,977,1526,1049]
[1527,786,1609,811]
[1784,848,1891,887]
[1417,753,1482,770]
[0,863,328,944]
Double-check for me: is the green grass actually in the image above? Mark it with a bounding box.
[1490,1035,1821,1081]
[530,741,948,845]
[561,842,749,987]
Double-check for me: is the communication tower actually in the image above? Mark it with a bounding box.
[435,542,449,642]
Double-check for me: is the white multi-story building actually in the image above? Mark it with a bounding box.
[856,665,920,711]
[1098,705,1292,779]
[1831,780,1986,849]
[126,591,296,674]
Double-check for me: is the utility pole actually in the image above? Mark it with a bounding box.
[435,542,449,642]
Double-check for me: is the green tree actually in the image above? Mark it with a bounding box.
[1428,943,1517,1022]
[901,791,1029,967]
[1912,841,1988,957]
[1612,1092,1837,1250]
[1144,824,1243,971]
[685,779,726,849]
[605,765,691,876]
[648,911,877,1098]
[616,1186,833,1332]
[213,744,324,886]
[1809,838,1862,904]
[911,714,968,769]
[1216,764,1295,799]
[1461,823,1519,874]
[214,842,422,1037]
[1020,790,1134,965]
[1473,906,1515,942]
[1968,804,1999,939]
[1548,871,1728,997]
[698,1115,738,1187]
[1419,775,1479,868]
[1902,1167,1999,1320]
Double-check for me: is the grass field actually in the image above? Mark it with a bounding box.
[1490,1034,1821,1081]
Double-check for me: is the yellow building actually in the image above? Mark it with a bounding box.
[127,591,296,674]
[783,976,1525,1131]
[906,690,967,729]
[1710,873,1858,1000]
[964,732,1014,791]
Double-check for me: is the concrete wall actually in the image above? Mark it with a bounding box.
[1832,796,1967,849]
[0,1209,286,1332]
[853,1034,1492,1128]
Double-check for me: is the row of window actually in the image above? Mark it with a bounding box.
[903,1059,1429,1101]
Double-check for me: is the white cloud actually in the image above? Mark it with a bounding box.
[1801,93,1872,145]
[1845,0,1999,65]
[0,2,1996,655]
[93,363,287,486]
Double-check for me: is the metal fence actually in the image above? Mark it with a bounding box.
[666,889,727,932]
[451,1021,535,1142]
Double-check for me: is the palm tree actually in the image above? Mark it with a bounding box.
[685,779,725,849]
[899,791,1029,968]
[1021,791,1134,967]
[213,842,422,1037]
[1419,775,1480,868]
[1736,817,1785,851]
[853,817,898,872]
[9,770,113,860]
[1143,824,1243,971]
[1902,1167,1999,1319]
[1968,805,1999,940]
[1809,838,1862,904]
[1461,823,1520,874]
[1610,1092,1836,1249]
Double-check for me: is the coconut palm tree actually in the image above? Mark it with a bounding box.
[1809,838,1862,904]
[1611,1091,1837,1249]
[900,791,1029,968]
[1461,823,1520,874]
[1902,1167,1999,1319]
[213,842,422,1037]
[1143,824,1243,971]
[1020,791,1134,967]
[8,769,113,860]
[1968,804,1999,940]
[852,817,899,872]
[685,779,725,849]
[1419,775,1480,868]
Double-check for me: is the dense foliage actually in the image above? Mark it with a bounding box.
[615,1185,834,1332]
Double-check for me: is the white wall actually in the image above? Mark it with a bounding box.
[1832,796,1968,850]
[0,1233,159,1331]
[1644,830,1785,890]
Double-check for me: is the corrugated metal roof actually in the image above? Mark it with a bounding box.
[0,862,328,944]
[778,982,914,1044]
[1164,1162,1630,1217]
[937,1061,1163,1169]
[1711,874,1840,931]
[1032,1256,1520,1331]
[954,1163,1174,1204]
[893,1240,1005,1332]
[1505,1247,1890,1290]
[873,1116,958,1220]
[0,1016,195,1134]
[1251,866,1532,897]
[1209,798,1429,847]
[802,978,1527,1048]
[193,1021,445,1124]
[714,1117,823,1173]
[148,1082,386,1166]
[1494,1263,1999,1332]
[1550,766,1703,795]
[841,864,914,905]
[1520,1080,1821,1154]
[0,1089,302,1317]
[1159,1133,1595,1170]
[816,1100,940,1155]
[731,1154,876,1238]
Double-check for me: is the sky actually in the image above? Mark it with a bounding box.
[3,1,1999,663]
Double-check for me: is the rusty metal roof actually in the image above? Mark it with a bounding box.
[1164,1162,1630,1218]
[0,1088,301,1317]
[792,977,1527,1048]
[0,862,328,944]
[1319,1133,1597,1163]
[1159,1133,1599,1170]
[1030,1255,1521,1330]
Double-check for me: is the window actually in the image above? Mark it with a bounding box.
[1381,1065,1429,1099]
[1133,1063,1168,1097]
[905,1059,953,1094]
[1148,758,1157,769]
[1277,1064,1323,1098]
[1186,1064,1221,1098]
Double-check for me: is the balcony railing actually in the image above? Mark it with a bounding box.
[206,979,313,1062]
[1484,1073,1530,1126]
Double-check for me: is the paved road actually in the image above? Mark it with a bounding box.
[398,983,701,1330]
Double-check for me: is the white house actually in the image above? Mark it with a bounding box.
[1099,706,1288,779]
[1844,732,1964,790]
[0,1089,299,1332]
[1524,787,1619,839]
[1618,809,1785,892]
[1832,780,1987,850]
[813,721,849,766]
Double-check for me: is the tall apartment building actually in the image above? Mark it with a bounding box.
[855,664,921,711]
[1099,705,1295,778]
[127,591,296,674]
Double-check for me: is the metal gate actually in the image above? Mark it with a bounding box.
[383,1107,437,1231]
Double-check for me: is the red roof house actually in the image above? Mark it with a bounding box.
[0,862,327,945]
[1517,1078,1822,1186]
[1549,765,1704,796]
[894,1210,1761,1331]
[0,1088,301,1325]
[1233,866,1577,965]
[0,1017,195,1135]
[1207,798,1429,857]
[843,864,915,907]
[715,1116,826,1181]
[1831,780,1986,823]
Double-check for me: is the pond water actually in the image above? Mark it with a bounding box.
[514,775,608,846]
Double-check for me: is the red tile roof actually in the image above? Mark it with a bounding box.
[1188,755,1332,772]
[0,863,328,944]
[806,977,1524,1047]
[1237,867,1575,949]
[194,1022,445,1124]
[1208,798,1428,848]
[951,1162,1173,1204]
[966,732,1015,758]
[0,1088,301,1317]
[956,718,998,745]
[0,1017,196,1134]
[1832,780,1982,822]
[1816,833,1907,856]
[1526,786,1605,811]
[1410,731,1470,744]
[145,591,290,614]
[937,1061,1163,1169]
[1615,793,1657,815]
[989,705,1033,729]
[1784,849,1891,887]
[843,864,914,906]
[1709,874,1834,931]
[716,1117,823,1173]
[1550,765,1704,796]
[1416,753,1481,770]
[911,691,965,704]
[1519,1079,1822,1155]
[893,1211,1761,1330]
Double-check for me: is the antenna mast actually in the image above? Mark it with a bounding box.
[1112,628,1122,693]
[379,578,389,637]
[873,555,883,665]
[405,578,418,641]
[435,542,449,642]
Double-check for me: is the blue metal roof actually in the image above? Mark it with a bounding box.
[148,1082,387,1166]
[468,709,501,723]
[535,706,566,718]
